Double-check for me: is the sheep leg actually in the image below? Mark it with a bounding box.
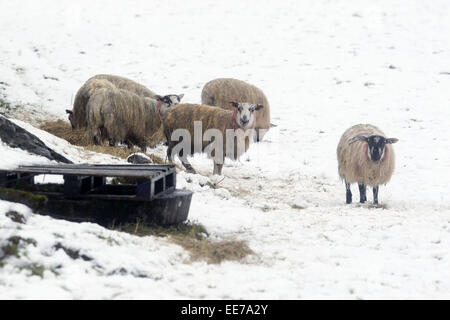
[136,138,147,152]
[213,162,223,175]
[93,128,102,145]
[345,180,352,204]
[174,147,196,173]
[358,183,367,203]
[139,144,147,152]
[166,146,173,162]
[181,159,196,174]
[373,186,379,205]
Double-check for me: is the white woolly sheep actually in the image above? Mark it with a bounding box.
[337,124,399,205]
[162,102,264,175]
[201,78,271,142]
[86,87,182,150]
[66,74,183,129]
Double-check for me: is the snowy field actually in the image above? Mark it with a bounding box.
[1,0,450,299]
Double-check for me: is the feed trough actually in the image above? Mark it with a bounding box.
[0,164,193,225]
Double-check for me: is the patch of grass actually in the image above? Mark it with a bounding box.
[260,204,273,212]
[173,237,254,264]
[112,219,208,240]
[0,236,37,261]
[5,210,27,224]
[95,234,120,246]
[112,220,254,264]
[0,97,20,116]
[0,187,48,210]
[1,238,20,259]
[290,204,306,210]
[19,263,45,278]
[53,243,93,261]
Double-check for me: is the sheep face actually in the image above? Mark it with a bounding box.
[155,94,184,110]
[229,101,264,129]
[349,135,399,162]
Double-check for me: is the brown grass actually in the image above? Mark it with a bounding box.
[39,120,166,163]
[172,236,254,264]
[40,120,90,146]
[112,220,255,264]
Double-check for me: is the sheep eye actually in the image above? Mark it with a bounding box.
[238,107,243,112]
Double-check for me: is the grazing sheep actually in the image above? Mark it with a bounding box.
[337,124,399,205]
[66,74,183,129]
[86,87,182,150]
[67,78,116,129]
[162,102,263,175]
[92,74,156,98]
[201,78,271,142]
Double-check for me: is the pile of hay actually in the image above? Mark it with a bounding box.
[40,120,90,146]
[39,120,165,163]
[113,220,255,264]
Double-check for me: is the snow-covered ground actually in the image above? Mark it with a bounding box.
[1,0,450,299]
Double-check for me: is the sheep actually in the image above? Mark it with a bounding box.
[92,74,156,98]
[162,102,264,175]
[336,124,399,205]
[66,77,117,129]
[201,78,271,142]
[86,87,182,150]
[66,74,183,129]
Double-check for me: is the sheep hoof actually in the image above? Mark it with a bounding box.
[346,192,352,204]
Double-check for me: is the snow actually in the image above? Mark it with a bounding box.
[1,0,450,299]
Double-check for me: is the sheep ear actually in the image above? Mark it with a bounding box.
[65,109,73,114]
[386,138,399,144]
[154,95,163,101]
[255,104,264,110]
[178,93,184,100]
[229,101,239,108]
[348,135,368,144]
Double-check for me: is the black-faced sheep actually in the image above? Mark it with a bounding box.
[201,78,271,142]
[66,74,183,129]
[162,102,263,175]
[86,87,182,150]
[337,124,399,205]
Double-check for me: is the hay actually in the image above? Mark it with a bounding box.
[172,237,254,264]
[39,120,166,163]
[112,220,255,264]
[40,120,90,146]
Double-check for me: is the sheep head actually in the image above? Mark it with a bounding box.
[349,135,399,162]
[154,94,184,114]
[229,101,263,129]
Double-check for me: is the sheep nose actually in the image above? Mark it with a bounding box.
[241,118,249,125]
